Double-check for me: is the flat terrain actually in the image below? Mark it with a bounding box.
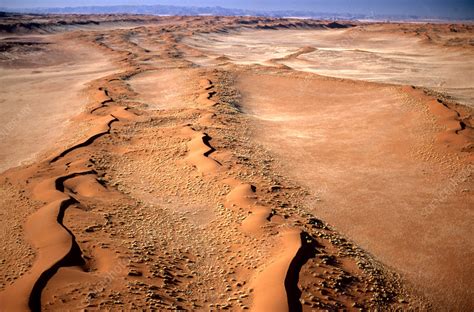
[0,34,118,172]
[0,14,472,311]
[235,70,473,308]
[185,26,474,107]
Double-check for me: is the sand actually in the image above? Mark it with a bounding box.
[128,69,197,110]
[184,26,474,107]
[0,33,119,173]
[235,70,473,308]
[0,14,472,311]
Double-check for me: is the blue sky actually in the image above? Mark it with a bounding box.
[1,0,473,18]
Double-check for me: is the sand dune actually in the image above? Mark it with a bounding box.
[0,14,471,311]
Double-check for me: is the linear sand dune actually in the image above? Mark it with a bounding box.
[0,104,136,309]
[0,171,90,311]
[184,128,222,173]
[183,79,223,173]
[252,228,302,312]
[0,40,138,307]
[180,78,313,310]
[224,180,272,233]
[50,115,118,163]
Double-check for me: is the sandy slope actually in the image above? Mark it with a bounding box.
[0,34,119,173]
[128,69,197,110]
[184,25,474,107]
[235,70,473,308]
[0,14,471,311]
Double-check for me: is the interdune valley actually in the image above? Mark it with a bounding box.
[0,14,473,311]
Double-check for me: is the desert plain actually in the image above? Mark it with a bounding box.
[0,14,473,311]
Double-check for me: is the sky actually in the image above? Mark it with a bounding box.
[1,0,473,19]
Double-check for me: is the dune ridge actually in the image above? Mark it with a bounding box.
[185,75,319,310]
[184,78,222,173]
[0,46,140,308]
[266,46,317,68]
[404,86,473,155]
[0,170,92,311]
[184,129,222,173]
[89,88,114,113]
[50,115,118,163]
[251,228,319,312]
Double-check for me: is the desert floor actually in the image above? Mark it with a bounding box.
[0,15,472,311]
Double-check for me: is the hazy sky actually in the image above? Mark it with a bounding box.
[1,0,473,18]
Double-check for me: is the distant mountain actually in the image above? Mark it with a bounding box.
[0,4,471,21]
